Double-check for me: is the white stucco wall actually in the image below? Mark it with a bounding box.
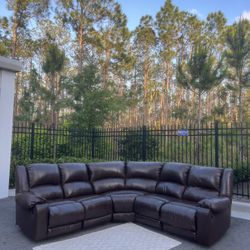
[0,56,21,199]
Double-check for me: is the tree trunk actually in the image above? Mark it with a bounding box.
[197,91,202,128]
[143,61,149,125]
[103,48,110,87]
[239,86,243,123]
[78,23,84,72]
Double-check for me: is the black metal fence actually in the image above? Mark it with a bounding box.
[11,122,250,198]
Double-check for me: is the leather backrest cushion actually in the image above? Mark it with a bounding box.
[183,187,219,202]
[156,182,185,199]
[126,162,162,180]
[30,185,63,200]
[59,163,89,183]
[88,161,125,181]
[126,178,157,192]
[188,165,223,191]
[93,178,124,194]
[59,163,93,198]
[126,162,161,192]
[27,164,60,188]
[160,162,191,184]
[88,161,125,193]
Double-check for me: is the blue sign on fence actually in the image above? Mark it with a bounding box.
[177,130,189,136]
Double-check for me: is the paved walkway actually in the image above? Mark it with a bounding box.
[1,197,250,250]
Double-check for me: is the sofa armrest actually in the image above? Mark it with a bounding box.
[16,192,47,210]
[198,197,230,213]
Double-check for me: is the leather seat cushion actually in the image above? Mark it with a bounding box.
[111,193,139,213]
[135,195,169,219]
[48,201,84,228]
[161,202,197,231]
[80,196,112,219]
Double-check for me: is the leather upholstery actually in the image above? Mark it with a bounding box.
[59,163,93,198]
[15,192,46,209]
[198,197,230,213]
[161,202,197,231]
[31,185,63,200]
[16,166,29,194]
[111,193,139,213]
[159,162,191,184]
[156,163,191,198]
[80,196,112,219]
[88,161,125,193]
[48,201,84,228]
[135,195,169,219]
[113,212,135,222]
[27,164,63,200]
[16,161,233,246]
[187,165,223,190]
[220,169,233,198]
[156,182,185,199]
[126,162,161,192]
[48,222,82,238]
[183,166,223,202]
[84,215,112,228]
[88,161,125,181]
[93,178,124,194]
[104,190,145,196]
[27,164,61,187]
[183,186,219,202]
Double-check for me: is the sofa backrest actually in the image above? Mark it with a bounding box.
[59,163,93,198]
[183,165,224,202]
[126,161,162,192]
[156,162,191,198]
[27,163,63,200]
[88,161,125,194]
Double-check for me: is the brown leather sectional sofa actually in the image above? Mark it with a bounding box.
[15,161,233,246]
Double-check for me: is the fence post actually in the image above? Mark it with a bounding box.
[142,126,147,161]
[214,121,219,167]
[91,128,96,159]
[30,123,35,160]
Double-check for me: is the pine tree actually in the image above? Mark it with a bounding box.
[176,44,225,126]
[225,19,250,123]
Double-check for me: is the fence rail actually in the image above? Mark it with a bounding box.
[11,122,250,198]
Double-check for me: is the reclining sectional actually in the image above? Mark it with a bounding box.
[15,161,233,246]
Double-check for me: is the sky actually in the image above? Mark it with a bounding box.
[117,0,250,30]
[1,0,250,30]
